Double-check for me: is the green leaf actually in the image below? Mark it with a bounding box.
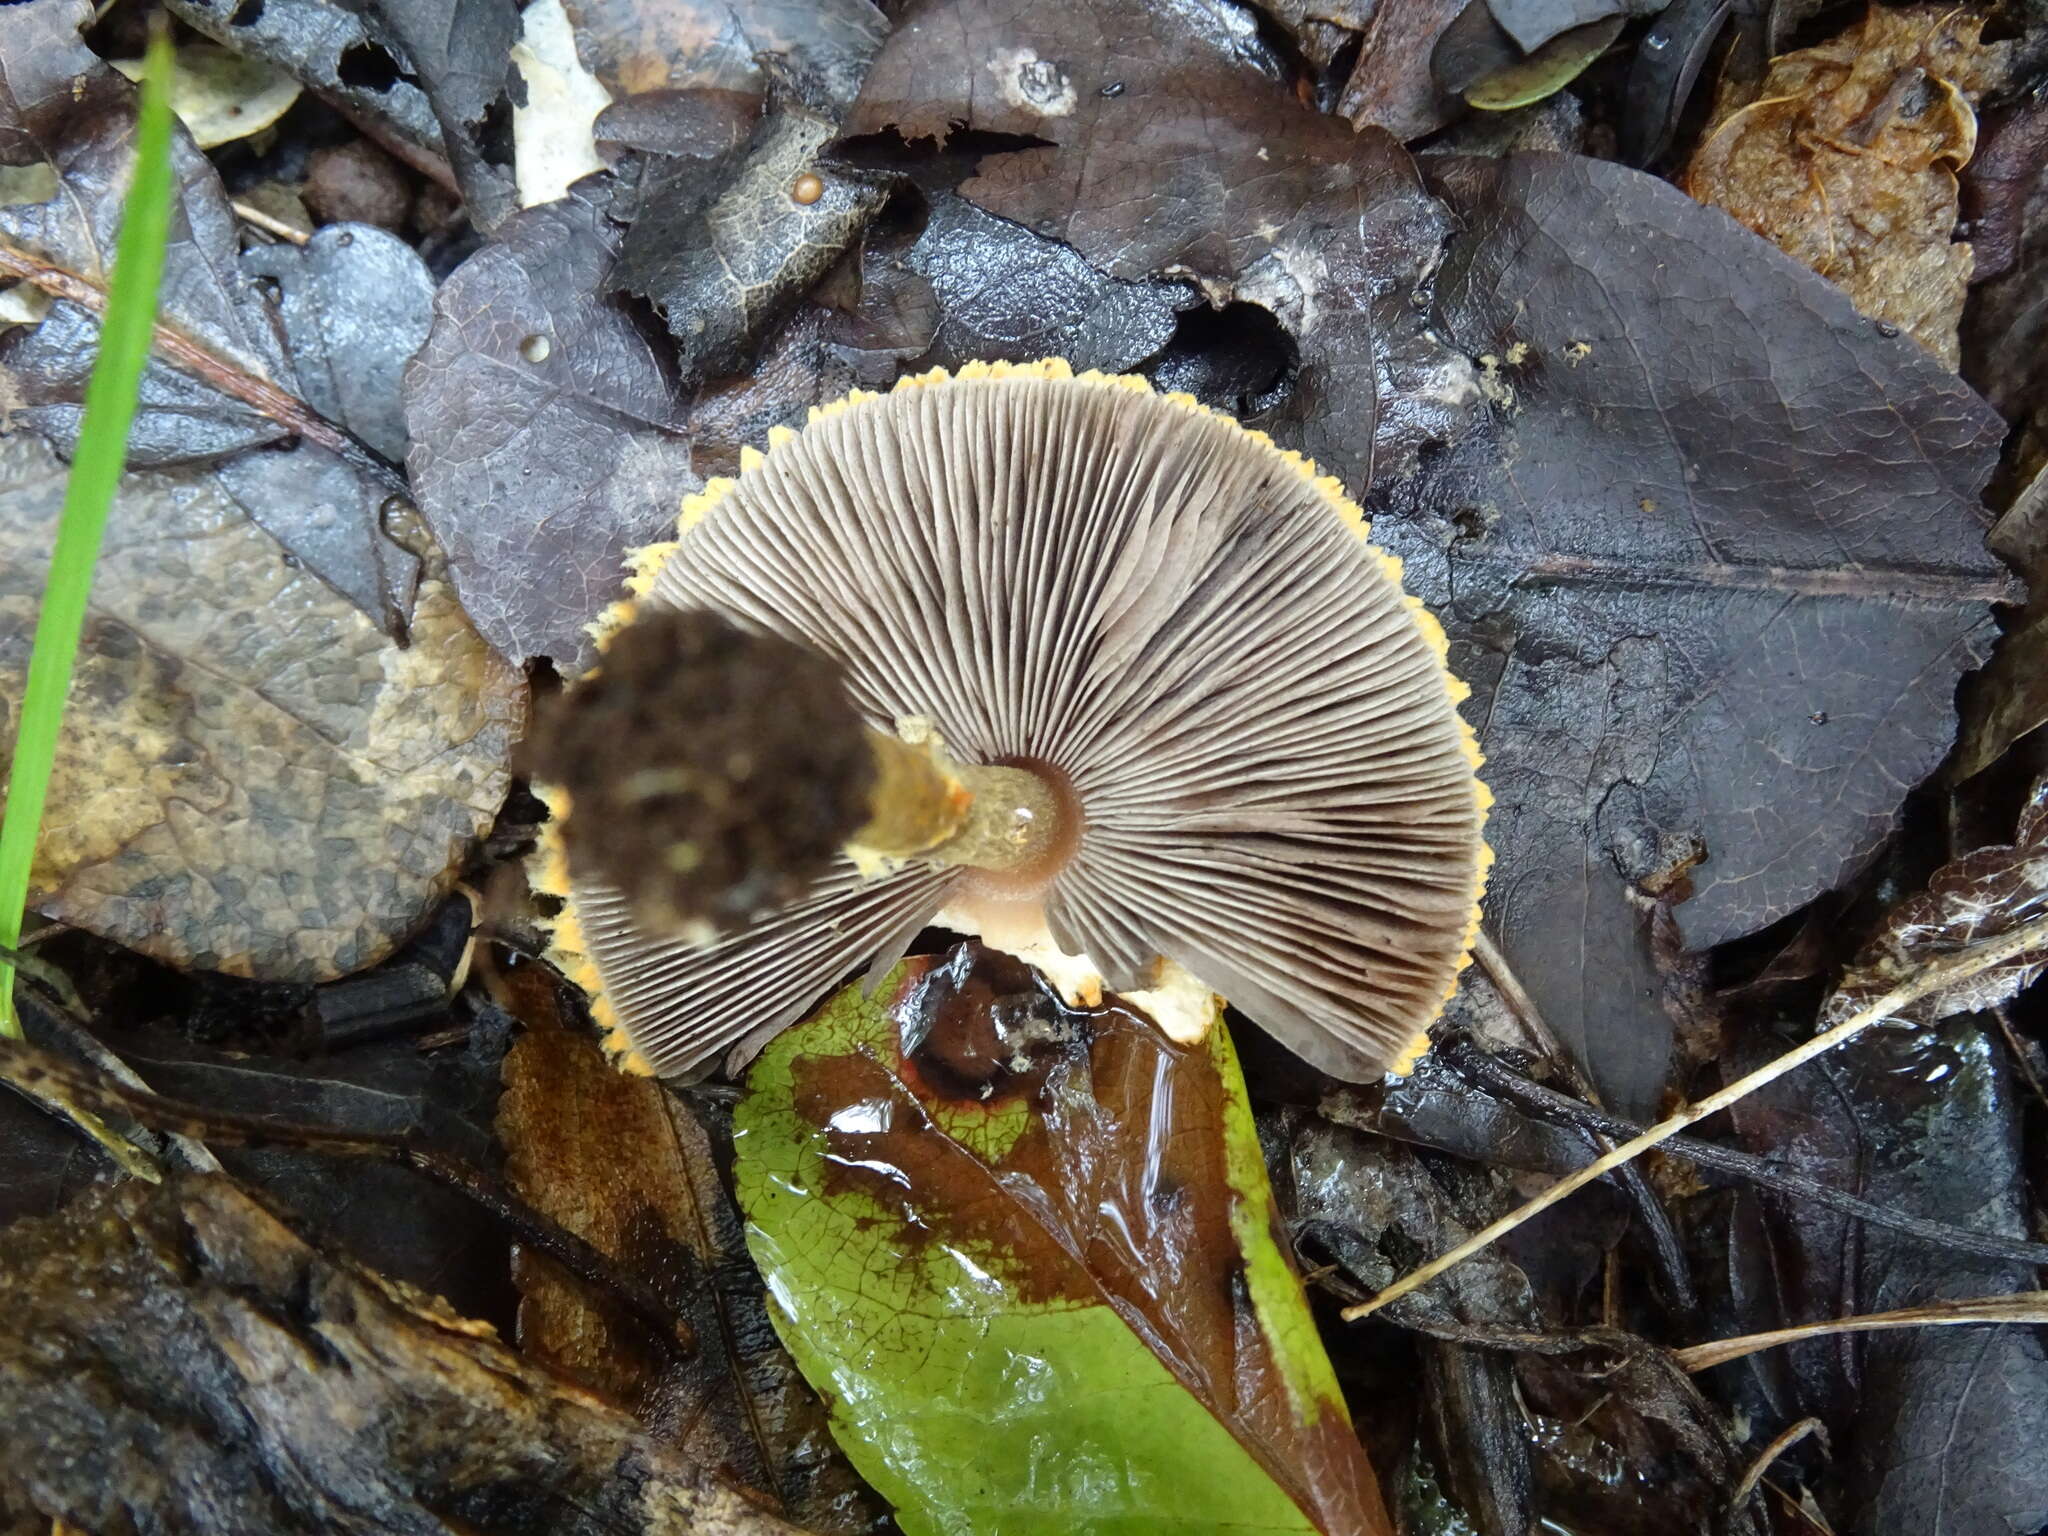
[734,943,1388,1536]
[0,21,177,1035]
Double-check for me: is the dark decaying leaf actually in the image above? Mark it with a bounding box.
[1265,1106,1761,1536]
[95,1024,515,1323]
[687,302,840,475]
[0,1175,811,1535]
[162,0,448,178]
[737,943,1392,1536]
[845,0,1479,490]
[243,223,433,463]
[218,223,439,632]
[2,16,425,633]
[613,100,889,385]
[1955,469,2048,778]
[1370,152,2011,1113]
[404,190,698,671]
[358,0,522,228]
[496,964,886,1536]
[1718,1013,2048,1535]
[872,190,1194,378]
[0,0,102,163]
[1333,0,1467,142]
[0,430,521,982]
[1256,0,1373,71]
[1619,0,1735,167]
[1962,99,2048,485]
[215,441,420,637]
[0,54,293,465]
[1512,1331,1765,1536]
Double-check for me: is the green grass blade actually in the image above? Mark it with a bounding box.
[0,25,179,1036]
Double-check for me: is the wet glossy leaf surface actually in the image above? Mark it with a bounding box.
[1372,151,2011,1111]
[497,962,887,1534]
[1717,1013,2048,1534]
[735,943,1389,1536]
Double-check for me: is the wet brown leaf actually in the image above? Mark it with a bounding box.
[1335,0,1466,140]
[1684,5,2008,368]
[739,943,1393,1535]
[497,965,886,1535]
[0,430,520,982]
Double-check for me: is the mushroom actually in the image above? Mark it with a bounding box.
[532,358,1491,1081]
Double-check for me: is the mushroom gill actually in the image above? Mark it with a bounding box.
[533,358,1491,1081]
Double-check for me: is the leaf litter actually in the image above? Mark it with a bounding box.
[4,0,2048,1531]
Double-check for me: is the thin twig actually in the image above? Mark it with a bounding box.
[0,1033,697,1357]
[230,198,310,245]
[1731,1418,1825,1509]
[1344,912,2048,1321]
[1470,932,1698,1315]
[1674,1292,2048,1372]
[0,237,405,496]
[1990,1002,2048,1111]
[1441,1036,2048,1269]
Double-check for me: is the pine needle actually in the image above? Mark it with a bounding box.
[1343,910,2048,1321]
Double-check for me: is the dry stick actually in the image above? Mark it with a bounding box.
[229,199,310,245]
[1441,1036,2048,1269]
[0,238,405,494]
[0,1032,697,1357]
[1344,910,2048,1322]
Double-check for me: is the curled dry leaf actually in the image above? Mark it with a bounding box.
[403,190,698,670]
[496,964,886,1535]
[1373,152,2010,1112]
[1823,774,2048,1026]
[0,430,520,982]
[110,42,302,150]
[736,944,1393,1536]
[1685,5,2008,368]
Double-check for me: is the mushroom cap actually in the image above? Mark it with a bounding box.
[537,359,1491,1081]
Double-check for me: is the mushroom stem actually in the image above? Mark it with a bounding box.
[852,730,1067,876]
